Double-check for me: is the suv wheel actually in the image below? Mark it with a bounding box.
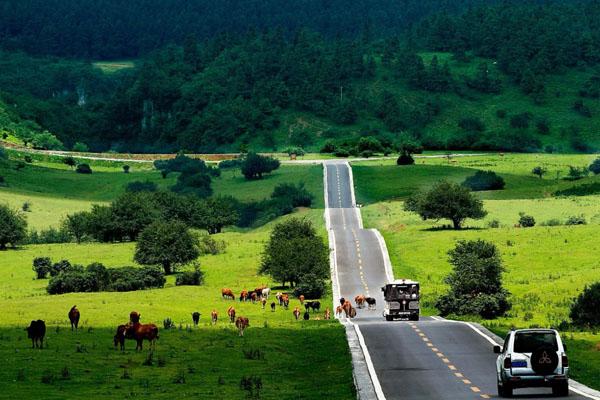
[498,382,513,398]
[552,381,569,397]
[385,315,393,322]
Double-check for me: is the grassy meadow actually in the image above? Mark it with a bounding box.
[355,153,600,389]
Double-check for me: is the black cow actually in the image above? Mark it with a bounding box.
[303,311,310,321]
[365,297,376,310]
[305,301,321,312]
[26,320,46,348]
[270,302,276,312]
[192,312,200,326]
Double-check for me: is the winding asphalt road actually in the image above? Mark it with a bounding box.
[324,161,591,400]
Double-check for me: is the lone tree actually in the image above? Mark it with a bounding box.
[241,152,280,180]
[404,181,487,229]
[134,221,199,275]
[197,196,239,234]
[436,240,511,319]
[531,166,547,179]
[570,281,600,327]
[63,156,76,169]
[0,204,27,249]
[260,218,329,289]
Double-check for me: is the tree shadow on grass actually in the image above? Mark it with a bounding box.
[422,225,486,232]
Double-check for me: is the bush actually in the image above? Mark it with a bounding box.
[22,202,31,212]
[26,226,72,244]
[271,182,312,208]
[175,267,204,286]
[33,257,52,279]
[293,273,327,299]
[72,142,89,152]
[76,163,92,174]
[565,215,586,225]
[486,219,500,228]
[541,219,561,227]
[320,140,336,153]
[396,153,414,165]
[462,170,505,191]
[458,117,485,132]
[555,182,600,197]
[570,282,600,327]
[123,165,130,173]
[241,152,280,180]
[589,158,600,175]
[50,259,74,276]
[566,166,589,181]
[333,148,350,157]
[198,235,227,255]
[24,155,33,163]
[125,180,158,193]
[518,213,535,227]
[218,159,243,169]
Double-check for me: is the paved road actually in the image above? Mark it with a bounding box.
[324,161,587,400]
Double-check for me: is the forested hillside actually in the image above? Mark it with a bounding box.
[1,0,600,153]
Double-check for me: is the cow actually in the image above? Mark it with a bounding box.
[303,311,310,321]
[261,298,267,310]
[68,305,80,331]
[349,307,357,318]
[227,306,236,323]
[365,297,377,310]
[262,287,271,299]
[114,324,127,351]
[221,288,235,300]
[342,300,352,317]
[305,301,321,312]
[250,292,258,303]
[339,297,346,307]
[283,296,290,310]
[192,312,200,326]
[335,305,343,317]
[130,311,141,323]
[299,294,305,304]
[25,320,46,348]
[293,307,300,320]
[324,308,331,320]
[211,310,218,325]
[355,295,366,309]
[239,290,249,302]
[275,292,283,305]
[235,317,249,337]
[125,322,159,351]
[270,302,276,312]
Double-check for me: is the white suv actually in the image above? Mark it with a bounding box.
[494,329,569,397]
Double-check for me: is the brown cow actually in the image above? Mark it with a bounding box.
[125,322,159,351]
[293,307,300,320]
[349,306,357,318]
[355,295,366,309]
[235,316,249,336]
[211,310,218,325]
[342,300,352,317]
[324,308,331,320]
[25,320,46,348]
[299,294,305,304]
[114,324,127,351]
[250,292,258,303]
[130,311,141,323]
[239,290,249,302]
[282,294,290,310]
[335,305,343,317]
[68,305,80,331]
[261,298,267,310]
[227,306,236,323]
[222,288,235,300]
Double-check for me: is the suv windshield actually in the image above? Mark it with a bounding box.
[513,332,558,353]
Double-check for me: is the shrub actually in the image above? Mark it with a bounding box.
[284,147,305,157]
[33,257,52,279]
[541,219,561,227]
[75,163,92,174]
[462,170,505,191]
[123,165,130,173]
[320,140,336,153]
[570,282,600,327]
[240,152,280,180]
[518,213,535,227]
[359,150,374,158]
[26,226,72,244]
[22,201,31,212]
[50,259,75,276]
[293,273,326,299]
[175,267,204,286]
[125,180,158,193]
[63,156,76,169]
[24,155,33,163]
[271,182,313,208]
[218,159,243,169]
[333,148,350,157]
[458,117,485,132]
[566,166,589,181]
[589,158,600,175]
[396,153,414,165]
[565,215,587,225]
[531,166,547,179]
[357,136,383,153]
[72,142,89,152]
[486,219,500,228]
[198,234,227,255]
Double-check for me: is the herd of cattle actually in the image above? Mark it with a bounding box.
[24,290,376,351]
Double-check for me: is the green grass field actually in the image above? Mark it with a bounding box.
[356,154,600,389]
[0,208,353,399]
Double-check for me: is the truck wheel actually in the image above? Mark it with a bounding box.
[552,381,569,397]
[385,315,393,322]
[411,315,420,321]
[498,382,513,398]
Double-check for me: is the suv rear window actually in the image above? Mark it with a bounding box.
[513,332,558,353]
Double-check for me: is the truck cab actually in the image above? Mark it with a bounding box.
[381,279,420,321]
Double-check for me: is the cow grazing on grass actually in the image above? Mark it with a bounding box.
[293,307,300,320]
[365,297,376,310]
[275,292,283,305]
[192,312,200,326]
[305,301,321,313]
[303,311,310,321]
[130,311,141,323]
[68,305,80,331]
[262,287,271,299]
[125,322,159,351]
[261,298,267,310]
[354,295,366,309]
[227,306,236,323]
[283,296,290,310]
[235,317,249,337]
[299,294,305,304]
[270,302,276,312]
[25,320,46,348]
[222,288,235,300]
[239,290,249,302]
[324,308,331,320]
[211,310,218,325]
[250,292,258,303]
[335,305,343,317]
[114,324,127,351]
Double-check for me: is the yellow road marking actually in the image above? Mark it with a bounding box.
[448,365,456,371]
[454,373,463,378]
[436,352,444,357]
[462,379,471,385]
[470,387,481,393]
[480,395,490,399]
[432,347,439,352]
[442,358,450,364]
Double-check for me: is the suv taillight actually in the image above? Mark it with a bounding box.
[562,354,569,368]
[503,356,512,369]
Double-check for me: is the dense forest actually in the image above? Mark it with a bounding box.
[1,0,600,153]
